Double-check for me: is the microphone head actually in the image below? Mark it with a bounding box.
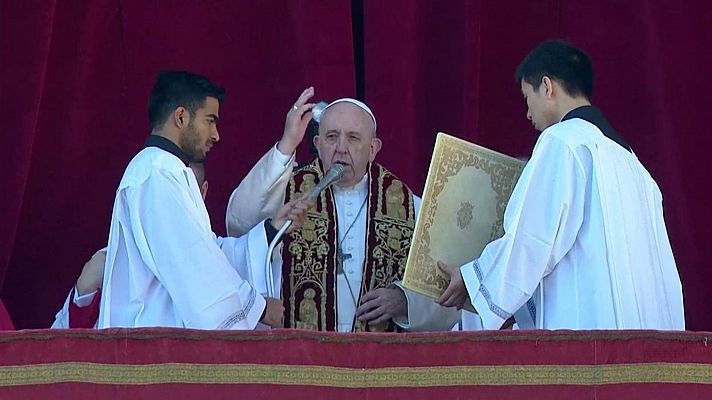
[312,101,329,123]
[327,163,345,181]
[306,164,346,201]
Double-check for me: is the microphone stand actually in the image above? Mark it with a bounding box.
[265,219,292,298]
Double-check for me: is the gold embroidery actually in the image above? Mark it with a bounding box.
[385,181,406,219]
[296,288,318,330]
[3,361,712,387]
[353,319,367,332]
[366,167,416,301]
[367,321,389,332]
[284,160,414,331]
[299,174,316,198]
[387,226,403,250]
[300,217,317,242]
[372,222,414,285]
[287,210,331,329]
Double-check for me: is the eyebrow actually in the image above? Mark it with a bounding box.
[324,129,364,135]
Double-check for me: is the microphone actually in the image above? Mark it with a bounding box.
[264,164,345,298]
[311,101,329,123]
[307,101,329,158]
[306,164,345,201]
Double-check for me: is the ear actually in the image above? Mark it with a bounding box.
[200,180,209,201]
[313,134,321,149]
[541,76,554,99]
[369,137,382,162]
[174,107,190,128]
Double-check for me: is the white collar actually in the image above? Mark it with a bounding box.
[332,173,368,197]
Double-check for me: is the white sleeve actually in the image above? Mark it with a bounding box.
[216,235,251,278]
[226,144,294,237]
[73,289,98,307]
[393,282,460,331]
[50,289,73,329]
[461,134,586,329]
[216,223,281,299]
[134,171,265,330]
[219,223,284,332]
[459,310,484,331]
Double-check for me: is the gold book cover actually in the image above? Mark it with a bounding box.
[403,132,524,308]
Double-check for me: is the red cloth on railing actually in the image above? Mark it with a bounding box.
[1,329,711,399]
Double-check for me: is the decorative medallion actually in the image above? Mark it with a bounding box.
[457,201,474,230]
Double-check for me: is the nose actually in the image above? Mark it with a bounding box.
[335,135,347,152]
[526,110,532,121]
[212,126,220,143]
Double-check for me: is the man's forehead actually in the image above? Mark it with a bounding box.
[321,103,373,130]
[200,97,220,113]
[520,80,535,94]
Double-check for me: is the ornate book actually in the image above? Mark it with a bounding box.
[403,132,524,308]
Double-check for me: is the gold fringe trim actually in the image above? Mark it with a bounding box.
[1,362,711,387]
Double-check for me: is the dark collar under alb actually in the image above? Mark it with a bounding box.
[561,106,631,152]
[143,135,191,166]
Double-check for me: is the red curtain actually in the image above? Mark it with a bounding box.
[2,1,710,330]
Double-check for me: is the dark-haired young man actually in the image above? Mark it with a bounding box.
[438,40,684,330]
[97,72,312,330]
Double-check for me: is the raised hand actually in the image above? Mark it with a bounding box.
[278,87,316,155]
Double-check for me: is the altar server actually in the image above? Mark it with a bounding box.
[97,71,310,330]
[438,40,684,330]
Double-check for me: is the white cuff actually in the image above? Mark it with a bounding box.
[272,143,296,167]
[391,283,411,329]
[247,291,267,330]
[461,259,506,330]
[72,288,98,308]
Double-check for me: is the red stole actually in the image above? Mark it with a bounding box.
[281,160,415,332]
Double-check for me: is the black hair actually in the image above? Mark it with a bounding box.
[147,71,226,131]
[515,39,594,100]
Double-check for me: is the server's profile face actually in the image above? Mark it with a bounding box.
[179,96,220,162]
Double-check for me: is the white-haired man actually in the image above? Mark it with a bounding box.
[225,88,459,332]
